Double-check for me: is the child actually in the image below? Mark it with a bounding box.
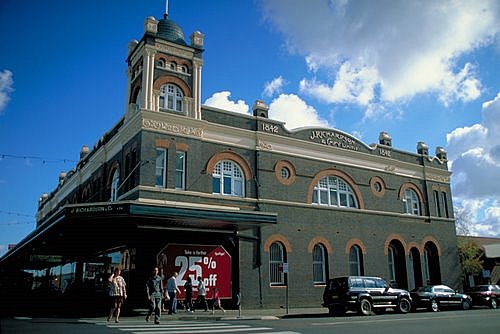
[211,287,225,314]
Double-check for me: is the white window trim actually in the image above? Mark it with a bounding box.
[312,176,358,208]
[110,169,120,202]
[175,151,186,190]
[212,160,245,197]
[155,148,167,187]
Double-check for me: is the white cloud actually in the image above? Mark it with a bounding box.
[299,62,378,106]
[204,91,250,115]
[263,76,285,97]
[268,93,329,130]
[0,69,14,114]
[455,198,499,237]
[447,93,500,236]
[260,0,499,115]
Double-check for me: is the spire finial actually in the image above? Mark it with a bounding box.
[165,0,169,18]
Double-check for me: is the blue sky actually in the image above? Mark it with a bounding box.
[1,0,499,256]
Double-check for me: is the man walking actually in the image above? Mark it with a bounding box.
[166,272,181,314]
[146,267,163,324]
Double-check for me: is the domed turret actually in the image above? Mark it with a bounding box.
[157,14,186,45]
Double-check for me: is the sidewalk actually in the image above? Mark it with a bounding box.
[125,307,328,321]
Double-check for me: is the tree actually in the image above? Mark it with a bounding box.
[457,237,483,276]
[454,206,483,283]
[454,206,472,236]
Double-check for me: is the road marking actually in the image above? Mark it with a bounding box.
[312,312,499,326]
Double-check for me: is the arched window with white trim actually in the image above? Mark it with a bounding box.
[110,169,120,202]
[403,188,420,215]
[312,244,327,284]
[349,245,364,276]
[388,246,396,282]
[270,242,286,286]
[212,160,244,197]
[312,176,358,208]
[159,84,183,112]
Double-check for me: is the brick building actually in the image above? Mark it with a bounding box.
[0,9,460,311]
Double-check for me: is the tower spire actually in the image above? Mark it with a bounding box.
[165,0,169,18]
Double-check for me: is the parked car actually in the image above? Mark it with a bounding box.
[410,285,472,312]
[466,284,500,309]
[322,276,412,316]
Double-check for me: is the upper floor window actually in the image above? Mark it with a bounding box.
[160,84,183,112]
[270,242,286,286]
[312,244,327,284]
[434,190,441,217]
[212,160,244,197]
[157,58,166,68]
[403,189,420,215]
[442,192,449,218]
[179,65,188,74]
[312,176,358,208]
[175,151,186,190]
[110,169,120,202]
[156,148,167,187]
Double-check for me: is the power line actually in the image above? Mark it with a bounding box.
[0,221,34,226]
[0,153,77,164]
[0,209,35,218]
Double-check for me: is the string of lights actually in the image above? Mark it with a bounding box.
[0,209,35,218]
[0,153,77,164]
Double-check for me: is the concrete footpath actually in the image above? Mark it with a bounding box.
[108,307,328,322]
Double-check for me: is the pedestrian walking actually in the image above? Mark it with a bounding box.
[211,287,225,314]
[146,267,163,324]
[107,268,127,323]
[184,276,193,312]
[166,272,181,314]
[193,276,208,311]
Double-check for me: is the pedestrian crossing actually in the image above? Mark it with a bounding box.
[96,320,301,334]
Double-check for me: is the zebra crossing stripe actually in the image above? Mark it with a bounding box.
[127,327,273,334]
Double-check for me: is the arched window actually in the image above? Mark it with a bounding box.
[133,88,142,111]
[270,242,286,286]
[159,84,183,112]
[349,245,364,276]
[312,176,358,208]
[212,160,244,197]
[388,246,396,282]
[169,62,177,71]
[424,242,441,284]
[157,58,165,67]
[179,65,188,74]
[110,169,120,202]
[403,188,420,215]
[312,244,327,284]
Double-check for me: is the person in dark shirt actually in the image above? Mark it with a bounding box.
[146,267,163,324]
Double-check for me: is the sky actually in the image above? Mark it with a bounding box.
[0,0,499,256]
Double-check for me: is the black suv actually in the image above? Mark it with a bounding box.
[322,276,412,316]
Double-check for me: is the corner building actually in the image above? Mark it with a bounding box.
[0,11,461,310]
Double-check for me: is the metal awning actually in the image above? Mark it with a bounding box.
[0,201,277,269]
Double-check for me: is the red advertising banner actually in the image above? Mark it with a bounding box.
[157,244,232,299]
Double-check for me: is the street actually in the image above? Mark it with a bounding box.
[1,308,499,334]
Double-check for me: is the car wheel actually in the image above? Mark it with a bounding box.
[359,299,372,316]
[430,299,439,312]
[462,300,471,310]
[398,298,411,314]
[490,298,497,309]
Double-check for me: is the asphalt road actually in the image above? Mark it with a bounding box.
[1,308,499,334]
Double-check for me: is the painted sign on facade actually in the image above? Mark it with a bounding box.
[157,244,231,299]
